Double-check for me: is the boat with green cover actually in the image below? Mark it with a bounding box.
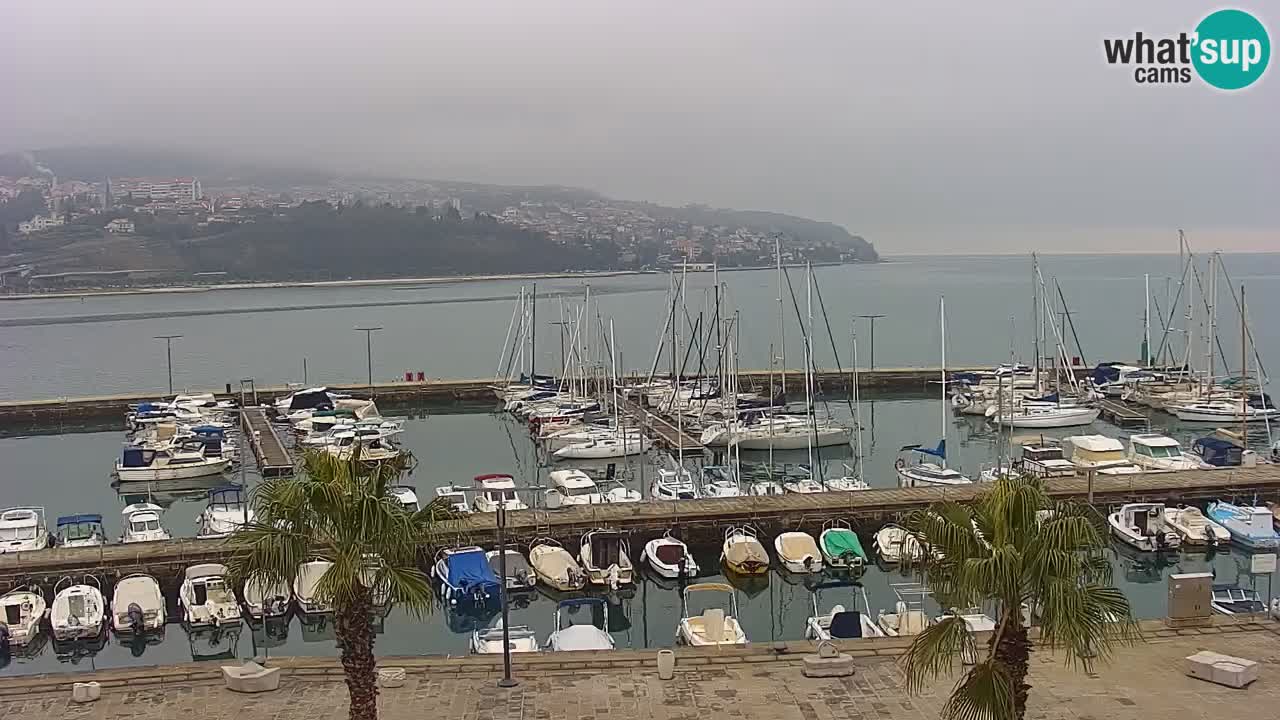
[819,520,867,570]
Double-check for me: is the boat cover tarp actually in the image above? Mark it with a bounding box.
[447,550,499,592]
[57,514,102,526]
[1194,437,1242,467]
[121,447,152,467]
[724,537,768,566]
[822,530,866,560]
[1091,364,1122,384]
[654,543,686,565]
[777,533,820,561]
[289,390,333,412]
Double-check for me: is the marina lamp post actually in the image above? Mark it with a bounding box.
[154,335,183,395]
[354,327,383,397]
[496,503,518,688]
[855,314,885,370]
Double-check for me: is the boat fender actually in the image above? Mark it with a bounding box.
[894,458,906,471]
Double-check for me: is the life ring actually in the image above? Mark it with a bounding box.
[894,458,906,471]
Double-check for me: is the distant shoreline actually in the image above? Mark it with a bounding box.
[0,260,873,302]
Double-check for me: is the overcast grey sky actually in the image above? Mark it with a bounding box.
[2,1,1275,253]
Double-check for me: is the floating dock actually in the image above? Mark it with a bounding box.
[618,396,706,453]
[2,466,1276,594]
[1097,399,1149,427]
[239,407,294,477]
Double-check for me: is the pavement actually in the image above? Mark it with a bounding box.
[3,619,1279,720]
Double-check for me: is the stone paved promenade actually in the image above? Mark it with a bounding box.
[2,620,1278,720]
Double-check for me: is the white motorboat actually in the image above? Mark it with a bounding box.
[721,525,770,575]
[1108,503,1180,552]
[641,531,699,579]
[1169,400,1280,423]
[782,475,827,494]
[110,574,166,634]
[546,598,614,651]
[989,404,1100,428]
[1127,434,1205,471]
[553,433,650,459]
[321,433,401,463]
[651,466,700,500]
[774,531,824,573]
[1210,585,1267,615]
[1163,506,1229,546]
[745,478,786,496]
[580,529,634,589]
[471,619,539,654]
[545,469,638,506]
[819,520,868,571]
[472,474,528,512]
[487,549,538,592]
[1062,435,1144,475]
[55,513,105,548]
[677,583,747,646]
[700,465,742,497]
[876,584,932,637]
[434,485,471,514]
[938,607,998,632]
[805,580,886,641]
[1207,502,1280,550]
[115,444,230,482]
[0,586,47,647]
[178,563,243,627]
[0,506,49,553]
[50,576,107,642]
[1016,444,1078,479]
[120,503,171,543]
[242,572,290,619]
[826,471,871,492]
[388,484,419,511]
[528,538,586,591]
[294,559,336,614]
[873,524,923,564]
[195,486,255,539]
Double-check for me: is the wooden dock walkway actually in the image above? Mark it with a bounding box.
[3,466,1278,593]
[618,396,706,453]
[1097,399,1149,427]
[240,408,294,477]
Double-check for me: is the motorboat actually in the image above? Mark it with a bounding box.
[782,474,827,494]
[470,619,539,654]
[700,465,742,497]
[774,531,823,573]
[545,469,640,506]
[0,586,47,647]
[110,574,166,635]
[528,538,586,591]
[553,433,650,459]
[545,598,614,651]
[876,584,932,637]
[178,563,243,627]
[1015,444,1077,479]
[988,404,1100,428]
[1207,502,1280,550]
[49,576,108,642]
[721,525,769,575]
[388,485,419,511]
[1163,506,1229,546]
[55,514,105,548]
[1062,435,1143,475]
[120,503,171,543]
[641,531,699,579]
[820,520,867,571]
[274,386,343,414]
[195,486,255,539]
[434,484,471,514]
[1191,437,1245,468]
[472,474,528,512]
[321,433,401,463]
[938,607,998,633]
[294,559,336,614]
[873,524,923,564]
[115,444,231,482]
[1108,503,1180,552]
[805,580,886,641]
[1127,434,1204,471]
[745,478,785,496]
[1169,400,1279,423]
[826,471,871,492]
[651,466,699,500]
[895,441,972,487]
[0,506,49,553]
[1210,585,1266,615]
[487,548,537,592]
[579,529,634,589]
[432,546,501,608]
[677,583,747,646]
[242,572,290,619]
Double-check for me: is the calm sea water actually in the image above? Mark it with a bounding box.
[0,253,1276,400]
[1,398,1277,677]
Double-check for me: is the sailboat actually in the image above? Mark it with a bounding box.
[897,298,973,488]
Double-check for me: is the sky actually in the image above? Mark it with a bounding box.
[1,1,1276,253]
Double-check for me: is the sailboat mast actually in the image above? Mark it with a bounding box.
[805,263,815,476]
[1240,284,1248,448]
[1144,273,1151,366]
[1031,254,1041,394]
[530,283,537,383]
[1208,253,1217,383]
[940,295,948,469]
[776,236,786,397]
[851,320,864,481]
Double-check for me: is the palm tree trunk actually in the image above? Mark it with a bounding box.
[991,618,1031,720]
[336,589,379,720]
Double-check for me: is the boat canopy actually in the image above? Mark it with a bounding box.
[56,514,102,527]
[207,486,247,506]
[446,549,500,593]
[821,529,867,560]
[121,447,156,467]
[949,372,982,386]
[289,389,334,411]
[191,425,224,437]
[1193,437,1242,467]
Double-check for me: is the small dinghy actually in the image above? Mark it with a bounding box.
[293,560,336,615]
[1211,584,1266,615]
[774,531,823,573]
[529,538,586,591]
[580,529,634,589]
[432,546,501,608]
[50,576,108,642]
[642,531,699,579]
[1163,506,1230,546]
[179,563,243,628]
[471,618,539,654]
[873,524,923,564]
[819,520,867,571]
[242,573,290,620]
[111,574,165,635]
[876,584,932,637]
[721,525,769,575]
[806,580,886,641]
[487,549,537,592]
[0,586,47,648]
[677,583,747,646]
[546,598,614,651]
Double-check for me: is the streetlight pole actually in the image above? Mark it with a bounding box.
[856,315,885,370]
[154,335,183,395]
[496,504,517,688]
[355,327,383,397]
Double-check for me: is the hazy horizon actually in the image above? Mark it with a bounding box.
[2,1,1275,253]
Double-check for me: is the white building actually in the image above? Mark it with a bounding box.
[105,218,136,234]
[17,214,65,234]
[111,177,201,202]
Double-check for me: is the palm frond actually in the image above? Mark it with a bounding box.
[901,616,977,694]
[942,660,1017,720]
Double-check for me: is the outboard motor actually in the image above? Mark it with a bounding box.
[265,595,288,617]
[127,603,145,631]
[0,624,10,653]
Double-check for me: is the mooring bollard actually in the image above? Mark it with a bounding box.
[656,649,675,680]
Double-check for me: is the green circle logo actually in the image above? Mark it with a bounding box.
[1192,9,1270,90]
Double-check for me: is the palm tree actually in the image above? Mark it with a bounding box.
[899,476,1139,720]
[229,449,450,720]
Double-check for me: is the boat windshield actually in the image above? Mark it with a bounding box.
[1147,445,1180,458]
[562,485,598,497]
[62,522,99,540]
[132,519,161,532]
[0,527,37,540]
[487,490,518,501]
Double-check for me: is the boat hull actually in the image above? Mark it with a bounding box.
[996,408,1100,428]
[115,459,230,482]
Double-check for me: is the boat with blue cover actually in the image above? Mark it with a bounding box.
[56,514,105,548]
[432,546,501,608]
